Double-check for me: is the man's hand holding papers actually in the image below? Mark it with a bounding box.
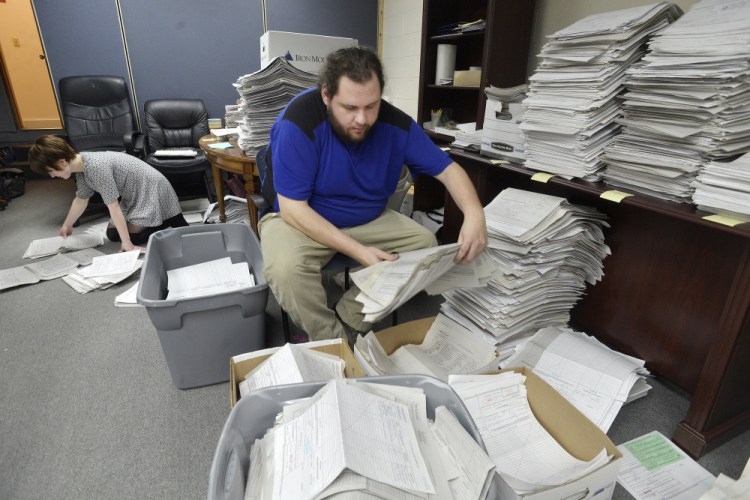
[350,243,498,322]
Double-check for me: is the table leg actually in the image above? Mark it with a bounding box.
[211,164,226,223]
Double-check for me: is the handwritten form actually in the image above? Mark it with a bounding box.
[271,380,434,499]
[502,325,650,431]
[166,257,254,299]
[449,372,609,494]
[617,431,714,500]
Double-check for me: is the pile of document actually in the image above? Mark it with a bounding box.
[166,256,254,300]
[521,2,681,180]
[233,57,317,156]
[63,250,142,294]
[224,104,242,128]
[449,371,612,495]
[244,379,496,499]
[350,242,498,323]
[693,153,750,222]
[22,232,104,259]
[114,281,141,307]
[500,325,651,432]
[203,195,251,225]
[481,86,527,161]
[354,313,497,382]
[238,343,345,398]
[0,254,80,291]
[603,0,750,202]
[441,188,610,345]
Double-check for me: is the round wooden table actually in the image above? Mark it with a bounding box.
[198,135,259,228]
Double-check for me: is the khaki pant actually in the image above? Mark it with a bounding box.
[258,209,437,341]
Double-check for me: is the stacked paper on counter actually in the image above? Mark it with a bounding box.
[522,2,682,180]
[693,153,750,222]
[233,57,317,156]
[603,0,750,202]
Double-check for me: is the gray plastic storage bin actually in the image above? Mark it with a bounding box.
[207,375,500,500]
[137,224,269,389]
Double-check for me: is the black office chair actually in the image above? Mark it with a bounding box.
[58,75,142,221]
[58,75,141,154]
[142,99,214,202]
[250,146,397,343]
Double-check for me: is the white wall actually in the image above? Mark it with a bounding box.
[379,0,701,116]
[380,0,423,120]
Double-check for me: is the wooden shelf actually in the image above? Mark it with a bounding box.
[429,31,485,41]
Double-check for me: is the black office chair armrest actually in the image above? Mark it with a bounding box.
[124,131,144,157]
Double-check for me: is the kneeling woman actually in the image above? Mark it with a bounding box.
[29,135,188,252]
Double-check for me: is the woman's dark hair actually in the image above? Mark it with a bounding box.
[28,135,77,175]
[318,46,385,97]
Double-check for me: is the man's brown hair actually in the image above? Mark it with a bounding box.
[28,135,76,175]
[318,46,385,98]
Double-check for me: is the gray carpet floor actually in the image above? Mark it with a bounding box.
[1,178,747,499]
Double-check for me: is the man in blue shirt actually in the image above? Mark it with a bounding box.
[259,46,487,343]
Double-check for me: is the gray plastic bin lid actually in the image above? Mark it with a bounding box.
[207,374,500,499]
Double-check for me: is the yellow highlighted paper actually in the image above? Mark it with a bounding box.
[600,190,634,203]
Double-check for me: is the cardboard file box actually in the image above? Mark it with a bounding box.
[453,69,481,87]
[260,31,357,73]
[138,224,269,390]
[490,367,622,500]
[484,99,525,125]
[229,338,366,406]
[208,374,502,500]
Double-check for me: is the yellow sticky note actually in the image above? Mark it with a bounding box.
[600,190,634,203]
[489,159,508,165]
[703,214,746,227]
[531,172,555,183]
[439,146,450,151]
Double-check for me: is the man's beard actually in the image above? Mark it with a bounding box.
[328,108,371,144]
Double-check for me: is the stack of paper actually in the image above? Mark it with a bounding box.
[449,371,611,495]
[521,3,682,180]
[224,104,242,128]
[238,343,345,397]
[233,57,317,156]
[166,256,254,300]
[500,325,651,431]
[441,188,610,345]
[22,233,104,259]
[114,281,141,307]
[245,379,496,500]
[354,313,498,381]
[0,254,80,291]
[603,0,750,202]
[350,243,498,323]
[692,153,750,222]
[203,195,250,225]
[63,251,143,294]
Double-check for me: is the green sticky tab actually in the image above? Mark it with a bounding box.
[623,433,685,471]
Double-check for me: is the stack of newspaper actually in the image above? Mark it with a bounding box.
[441,188,610,345]
[244,379,496,499]
[22,232,104,259]
[449,371,612,495]
[0,254,80,291]
[63,250,142,294]
[354,313,497,382]
[350,243,498,323]
[692,153,750,222]
[522,2,682,180]
[203,195,251,225]
[500,325,651,432]
[603,0,750,202]
[233,57,317,156]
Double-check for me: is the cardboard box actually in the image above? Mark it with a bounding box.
[488,367,622,499]
[229,338,365,406]
[484,99,525,124]
[453,69,482,87]
[364,318,621,499]
[260,31,358,73]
